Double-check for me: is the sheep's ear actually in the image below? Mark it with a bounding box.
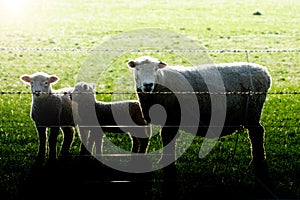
[90,83,96,90]
[20,75,31,83]
[158,61,167,69]
[127,60,135,68]
[83,83,89,91]
[49,75,59,84]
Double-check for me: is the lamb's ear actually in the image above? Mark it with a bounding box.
[90,83,96,90]
[49,75,59,84]
[20,75,31,83]
[83,83,89,91]
[158,61,167,69]
[127,60,135,68]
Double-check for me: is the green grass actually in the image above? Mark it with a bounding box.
[0,0,300,199]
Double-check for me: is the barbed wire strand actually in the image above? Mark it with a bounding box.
[0,124,299,128]
[0,47,300,53]
[0,91,299,95]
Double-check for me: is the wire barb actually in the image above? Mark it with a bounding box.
[0,91,299,95]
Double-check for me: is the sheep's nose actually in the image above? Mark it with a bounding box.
[143,83,154,92]
[33,91,41,96]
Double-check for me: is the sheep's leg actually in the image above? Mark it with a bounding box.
[159,126,179,199]
[138,137,150,153]
[48,127,60,160]
[78,127,90,156]
[248,124,270,188]
[60,126,74,157]
[131,136,140,153]
[248,124,267,171]
[138,125,152,153]
[86,129,94,154]
[89,128,103,158]
[158,126,179,167]
[130,127,144,153]
[131,125,151,153]
[36,126,47,161]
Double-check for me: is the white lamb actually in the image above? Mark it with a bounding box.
[20,72,75,162]
[128,56,272,172]
[71,82,151,156]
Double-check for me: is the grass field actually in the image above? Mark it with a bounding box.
[0,0,300,199]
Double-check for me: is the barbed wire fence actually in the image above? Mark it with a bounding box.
[1,47,299,93]
[0,45,299,185]
[1,46,300,53]
[0,47,299,126]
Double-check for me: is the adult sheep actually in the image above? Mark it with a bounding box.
[71,82,151,156]
[20,72,75,162]
[127,56,272,172]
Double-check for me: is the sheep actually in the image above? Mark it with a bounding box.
[71,82,151,157]
[20,72,75,162]
[127,56,272,172]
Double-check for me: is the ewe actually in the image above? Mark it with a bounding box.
[71,82,151,156]
[128,56,272,172]
[20,72,75,162]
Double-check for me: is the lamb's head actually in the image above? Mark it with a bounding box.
[71,82,96,104]
[20,72,59,97]
[128,56,167,92]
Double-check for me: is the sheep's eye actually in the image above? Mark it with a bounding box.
[44,81,48,85]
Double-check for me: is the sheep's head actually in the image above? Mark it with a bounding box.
[71,82,96,103]
[20,72,59,97]
[128,56,167,92]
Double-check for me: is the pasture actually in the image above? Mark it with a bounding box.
[0,0,299,199]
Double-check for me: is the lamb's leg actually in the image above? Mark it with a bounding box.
[61,126,74,157]
[48,127,60,160]
[36,126,47,161]
[130,127,144,153]
[89,128,103,158]
[138,138,150,153]
[131,136,140,153]
[130,125,151,153]
[248,124,267,171]
[139,125,151,153]
[78,126,90,156]
[248,124,270,191]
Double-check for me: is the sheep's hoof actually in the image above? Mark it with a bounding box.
[47,155,58,163]
[59,155,72,162]
[34,156,45,166]
[60,151,72,156]
[249,161,273,198]
[249,159,268,170]
[36,154,45,158]
[36,152,46,159]
[156,156,176,169]
[249,160,270,182]
[127,154,152,171]
[79,148,92,156]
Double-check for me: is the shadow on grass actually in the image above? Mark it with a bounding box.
[15,157,297,200]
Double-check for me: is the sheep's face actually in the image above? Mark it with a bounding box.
[20,72,59,97]
[71,82,95,103]
[128,56,167,92]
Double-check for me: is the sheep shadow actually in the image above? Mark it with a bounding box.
[17,157,280,200]
[18,157,154,200]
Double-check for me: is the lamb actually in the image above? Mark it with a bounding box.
[127,56,272,172]
[20,72,75,162]
[71,82,151,157]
